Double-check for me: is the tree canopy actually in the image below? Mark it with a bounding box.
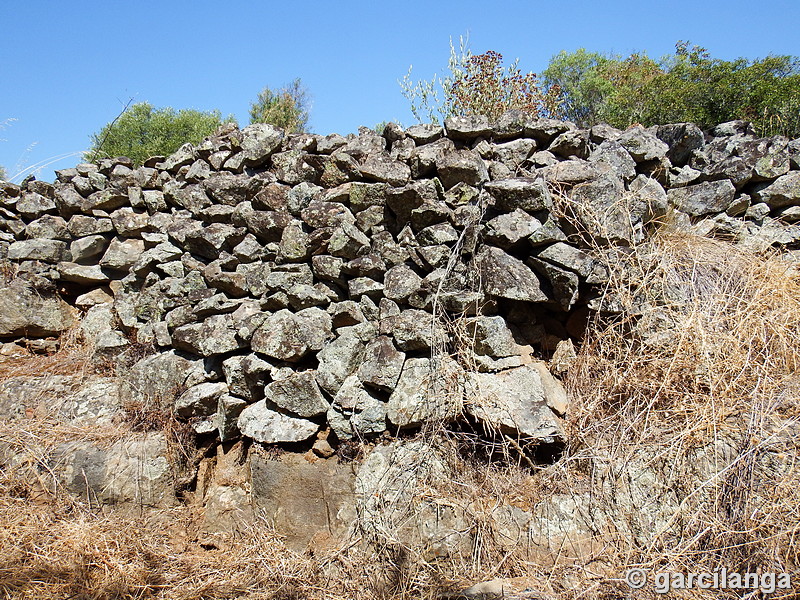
[544,43,800,137]
[85,103,235,165]
[249,78,310,133]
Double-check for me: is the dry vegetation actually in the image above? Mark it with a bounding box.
[0,225,799,598]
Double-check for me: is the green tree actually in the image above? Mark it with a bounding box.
[545,43,800,137]
[249,78,310,133]
[86,102,235,165]
[400,36,560,123]
[543,49,616,126]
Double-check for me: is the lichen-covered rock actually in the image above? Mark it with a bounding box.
[474,246,548,302]
[315,332,367,395]
[357,335,405,391]
[172,314,247,356]
[667,179,736,216]
[237,400,319,443]
[484,177,552,213]
[465,366,564,443]
[387,356,464,428]
[265,371,329,418]
[0,278,76,337]
[7,239,67,262]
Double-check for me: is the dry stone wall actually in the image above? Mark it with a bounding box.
[1,113,800,454]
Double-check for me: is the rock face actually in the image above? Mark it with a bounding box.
[1,114,799,473]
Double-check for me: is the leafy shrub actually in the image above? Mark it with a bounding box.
[85,102,235,165]
[249,78,311,133]
[400,36,560,123]
[544,42,800,137]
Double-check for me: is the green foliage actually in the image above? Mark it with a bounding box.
[86,103,235,165]
[249,78,310,133]
[543,49,616,127]
[545,42,800,137]
[400,36,559,123]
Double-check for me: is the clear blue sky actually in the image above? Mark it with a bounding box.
[2,0,798,182]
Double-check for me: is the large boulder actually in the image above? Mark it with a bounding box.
[465,366,565,443]
[0,278,76,337]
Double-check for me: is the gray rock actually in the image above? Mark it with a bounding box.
[356,335,405,391]
[436,149,489,188]
[239,123,284,166]
[542,159,605,185]
[239,209,293,243]
[184,223,246,259]
[118,350,209,409]
[465,366,564,442]
[527,258,580,311]
[172,314,246,356]
[474,246,548,302]
[525,118,573,145]
[70,235,109,262]
[67,215,114,237]
[0,278,76,337]
[655,123,705,166]
[549,129,589,159]
[25,215,69,240]
[533,242,599,279]
[300,200,355,228]
[315,332,367,395]
[175,381,229,418]
[161,142,196,171]
[215,394,247,442]
[617,126,669,161]
[203,173,255,205]
[570,174,639,243]
[328,223,370,259]
[54,184,85,214]
[667,179,736,216]
[492,109,532,140]
[99,237,145,271]
[485,209,541,248]
[266,371,329,418]
[410,137,454,178]
[57,262,110,285]
[385,179,439,223]
[484,177,553,213]
[251,308,323,362]
[330,375,387,439]
[382,263,423,303]
[465,316,520,358]
[237,400,319,443]
[278,220,309,261]
[7,239,67,263]
[83,188,129,212]
[752,172,800,208]
[360,154,411,186]
[406,123,444,144]
[387,356,464,428]
[16,192,57,218]
[381,309,445,351]
[444,115,492,140]
[110,207,150,237]
[588,140,637,180]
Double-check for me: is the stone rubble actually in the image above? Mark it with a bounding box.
[1,114,799,456]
